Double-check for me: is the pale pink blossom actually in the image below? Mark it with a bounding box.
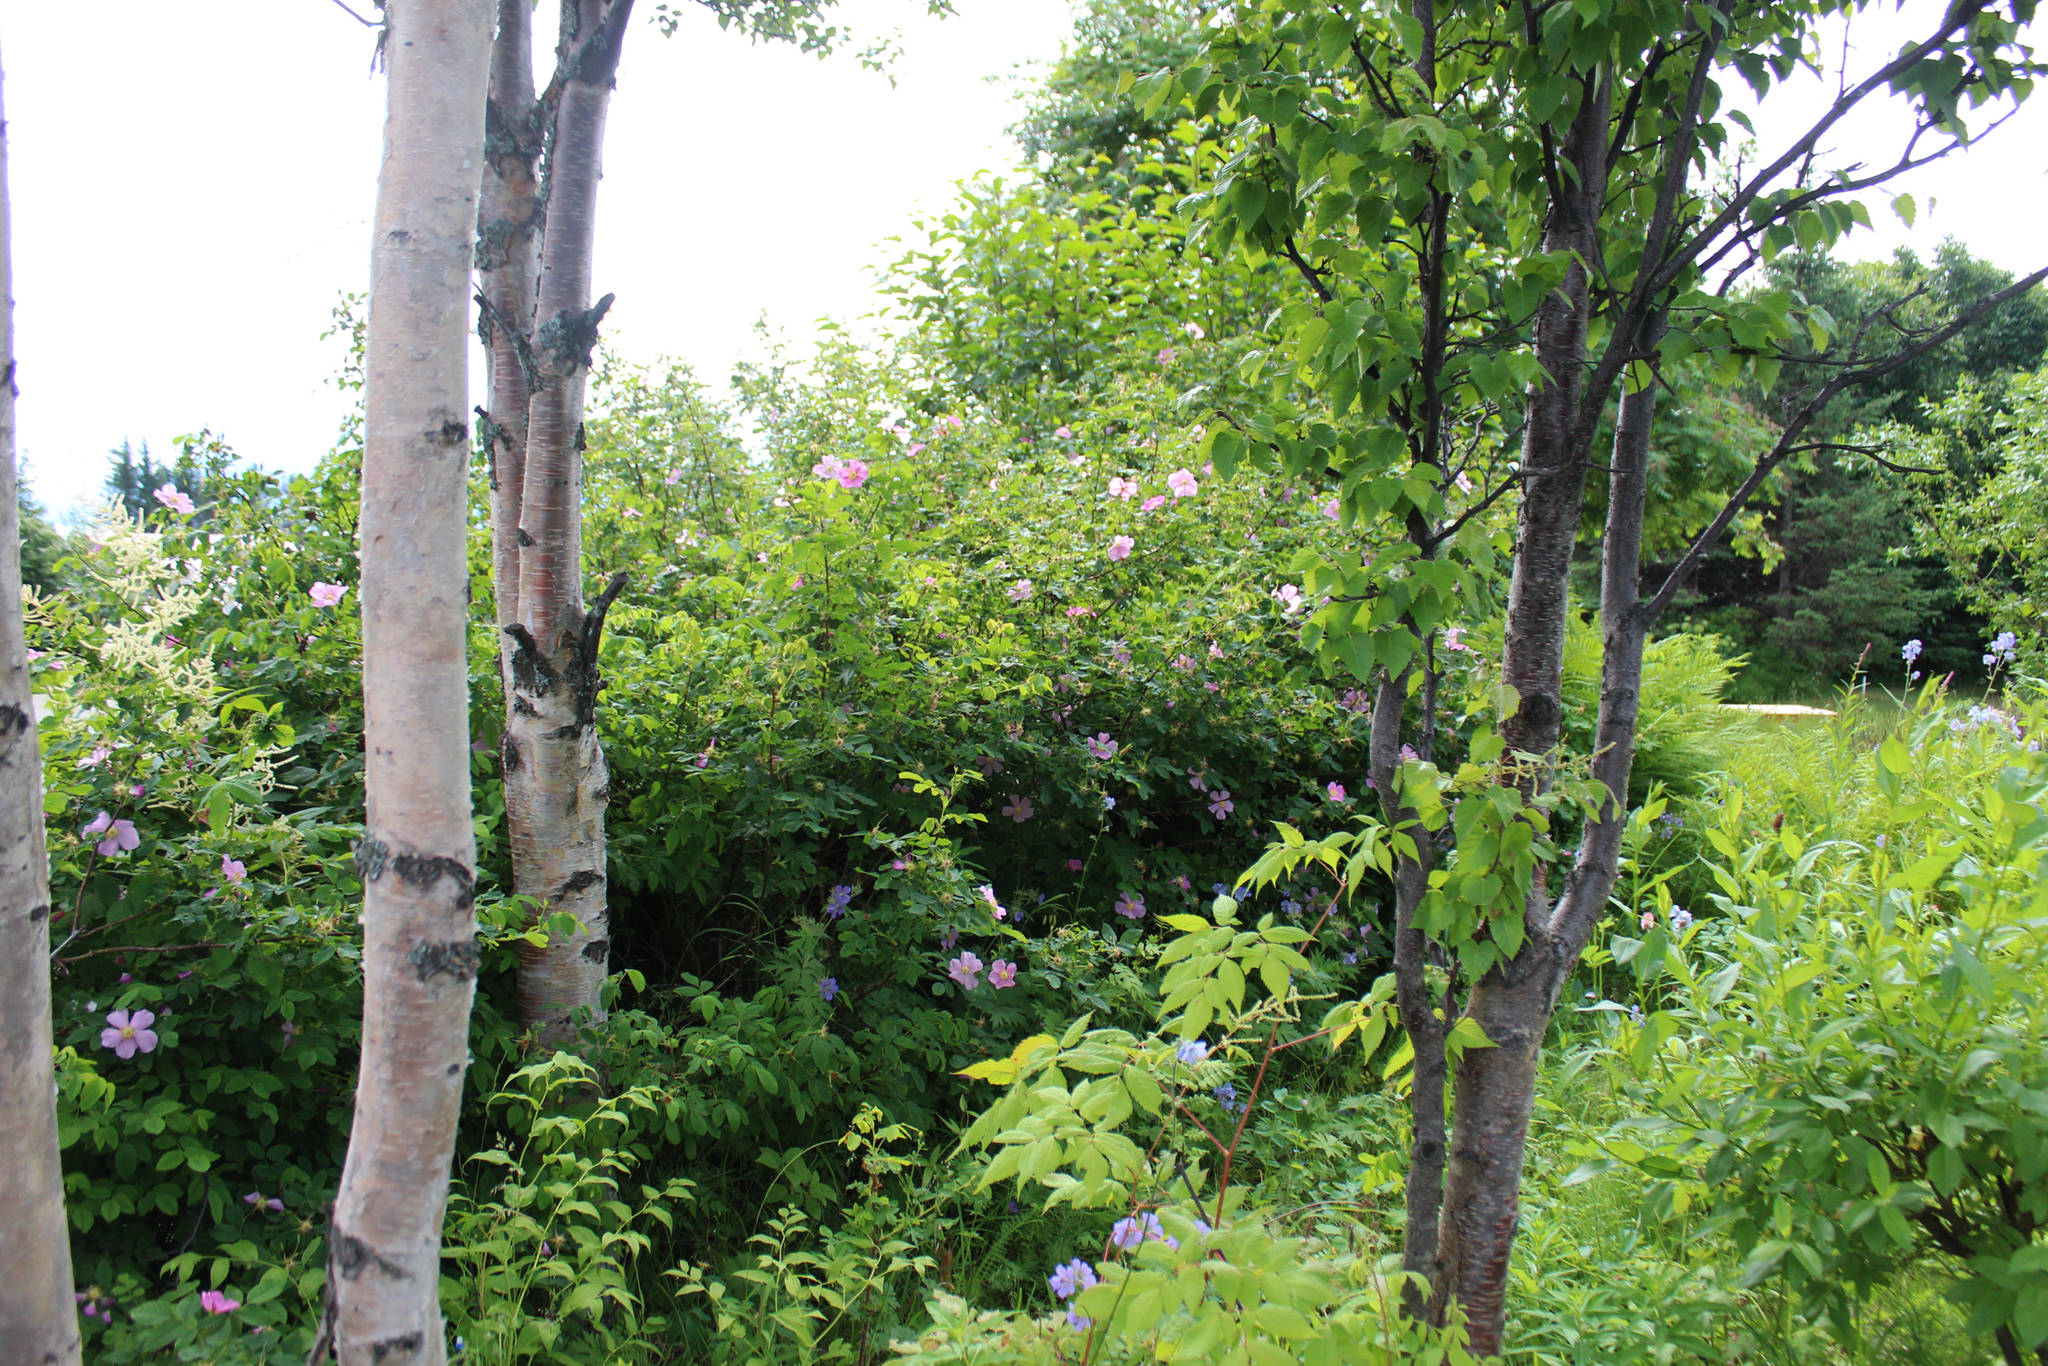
[1273,584,1305,615]
[309,582,348,609]
[221,856,246,884]
[1054,425,1074,439]
[1156,347,1178,365]
[1140,495,1166,512]
[1327,782,1347,802]
[153,484,196,516]
[1007,579,1034,603]
[1167,468,1198,498]
[1320,497,1340,520]
[1183,322,1205,340]
[1107,535,1135,562]
[1108,476,1139,499]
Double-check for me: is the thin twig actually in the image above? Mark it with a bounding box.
[325,0,379,26]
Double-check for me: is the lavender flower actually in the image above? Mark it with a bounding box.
[1047,1259,1098,1300]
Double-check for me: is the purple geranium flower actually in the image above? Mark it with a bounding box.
[1047,1259,1098,1300]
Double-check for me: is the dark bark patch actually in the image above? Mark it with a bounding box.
[1509,690,1559,737]
[433,419,468,447]
[559,869,603,896]
[370,1332,425,1362]
[332,1232,411,1282]
[548,722,584,740]
[580,938,610,963]
[353,836,390,883]
[355,836,476,909]
[517,527,536,547]
[504,624,556,697]
[408,939,481,983]
[391,852,475,909]
[511,697,538,717]
[501,735,522,772]
[28,903,50,924]
[534,294,614,374]
[0,703,30,735]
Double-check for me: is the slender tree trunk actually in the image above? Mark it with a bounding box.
[0,54,84,1366]
[1428,79,1614,1353]
[1429,325,1665,1357]
[317,4,492,1362]
[478,0,543,701]
[498,0,633,1047]
[1497,74,1609,784]
[1371,667,1446,1310]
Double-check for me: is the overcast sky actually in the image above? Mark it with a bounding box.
[4,1,2043,518]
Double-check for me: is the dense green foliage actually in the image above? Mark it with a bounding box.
[24,2,2048,1362]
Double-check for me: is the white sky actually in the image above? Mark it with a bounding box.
[3,1,2044,517]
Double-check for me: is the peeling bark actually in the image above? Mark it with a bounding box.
[0,52,84,1366]
[488,0,634,1048]
[319,4,492,1361]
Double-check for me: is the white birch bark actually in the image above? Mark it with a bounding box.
[0,51,85,1366]
[318,3,492,1362]
[493,0,634,1047]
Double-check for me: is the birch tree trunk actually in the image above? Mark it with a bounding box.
[485,0,634,1048]
[478,0,542,703]
[317,4,492,1361]
[0,53,84,1366]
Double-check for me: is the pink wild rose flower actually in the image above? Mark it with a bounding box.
[948,951,984,990]
[308,582,348,609]
[988,959,1019,989]
[153,483,196,515]
[101,1009,159,1059]
[1167,468,1198,498]
[1108,535,1135,562]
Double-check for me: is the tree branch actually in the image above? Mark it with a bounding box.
[1639,264,2048,624]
